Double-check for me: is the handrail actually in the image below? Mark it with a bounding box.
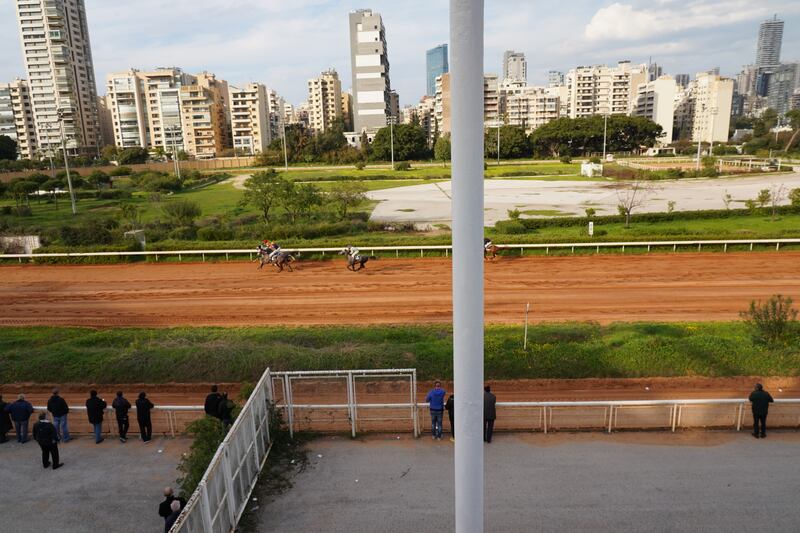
[3,238,800,260]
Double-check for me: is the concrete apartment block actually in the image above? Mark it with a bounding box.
[348,9,392,132]
[566,61,647,118]
[307,69,343,133]
[229,82,272,154]
[0,78,37,159]
[503,50,527,83]
[180,72,230,159]
[633,75,677,143]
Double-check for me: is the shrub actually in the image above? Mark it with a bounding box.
[394,161,411,171]
[163,200,201,227]
[168,226,197,240]
[197,226,235,241]
[109,166,132,177]
[176,416,226,496]
[589,156,601,164]
[507,208,521,220]
[740,295,798,345]
[95,189,131,200]
[495,220,528,234]
[354,161,366,170]
[559,155,572,164]
[790,188,800,207]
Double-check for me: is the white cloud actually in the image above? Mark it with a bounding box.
[585,1,772,41]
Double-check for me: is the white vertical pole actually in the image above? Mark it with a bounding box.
[450,1,484,532]
[523,302,530,350]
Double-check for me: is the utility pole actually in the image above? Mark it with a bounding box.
[450,0,485,531]
[602,113,608,160]
[57,110,77,215]
[495,118,501,166]
[281,116,289,171]
[387,115,397,168]
[695,104,705,171]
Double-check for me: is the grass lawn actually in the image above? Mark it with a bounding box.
[1,322,797,384]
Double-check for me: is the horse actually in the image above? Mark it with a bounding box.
[270,251,296,273]
[339,249,377,271]
[484,244,502,260]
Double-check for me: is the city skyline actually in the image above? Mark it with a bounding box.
[1,1,799,108]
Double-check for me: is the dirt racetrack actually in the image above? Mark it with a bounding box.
[1,252,799,327]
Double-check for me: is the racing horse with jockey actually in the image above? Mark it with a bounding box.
[484,237,502,260]
[339,245,377,271]
[256,240,296,272]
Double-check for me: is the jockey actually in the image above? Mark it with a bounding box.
[258,240,271,254]
[267,241,282,262]
[484,237,493,251]
[346,244,360,260]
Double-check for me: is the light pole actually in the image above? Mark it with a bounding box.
[602,113,608,160]
[695,103,706,171]
[280,116,289,171]
[169,125,182,180]
[708,106,718,156]
[495,118,501,166]
[387,115,397,168]
[57,110,77,215]
[451,0,484,531]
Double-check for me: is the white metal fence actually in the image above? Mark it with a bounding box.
[28,405,205,437]
[170,367,274,533]
[3,238,800,263]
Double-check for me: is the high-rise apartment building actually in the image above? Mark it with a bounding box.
[632,75,677,143]
[566,61,647,118]
[180,72,230,159]
[14,0,100,156]
[389,90,400,119]
[547,71,565,87]
[105,68,195,152]
[341,91,353,131]
[307,69,343,133]
[503,86,562,133]
[791,89,800,111]
[228,83,271,154]
[674,74,691,89]
[756,15,784,68]
[434,73,451,135]
[0,79,37,159]
[348,9,392,132]
[484,74,500,125]
[673,72,733,143]
[265,88,285,141]
[96,94,113,148]
[766,62,800,116]
[426,44,448,96]
[503,51,527,82]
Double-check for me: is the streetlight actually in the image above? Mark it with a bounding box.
[280,115,289,171]
[57,109,77,215]
[695,103,706,171]
[602,113,609,161]
[387,115,397,168]
[708,106,718,156]
[168,124,182,181]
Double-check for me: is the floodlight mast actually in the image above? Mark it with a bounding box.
[450,1,485,532]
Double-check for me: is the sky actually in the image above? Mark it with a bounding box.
[1,0,799,108]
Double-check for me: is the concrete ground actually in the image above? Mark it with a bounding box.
[259,432,800,532]
[0,435,190,533]
[367,172,800,226]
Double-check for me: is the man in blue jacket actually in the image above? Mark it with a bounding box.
[5,394,33,443]
[425,381,446,440]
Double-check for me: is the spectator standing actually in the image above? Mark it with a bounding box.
[204,385,223,419]
[484,385,497,443]
[425,381,446,440]
[136,392,154,443]
[749,383,775,439]
[112,391,131,443]
[164,500,182,532]
[6,394,33,443]
[217,393,235,430]
[46,388,70,443]
[445,394,455,442]
[158,487,186,522]
[85,390,107,444]
[32,412,62,470]
[0,394,12,443]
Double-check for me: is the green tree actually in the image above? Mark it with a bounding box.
[371,123,430,161]
[485,126,531,159]
[117,147,149,165]
[88,170,111,190]
[9,179,37,208]
[240,170,284,223]
[789,188,800,207]
[41,178,63,208]
[756,189,771,209]
[0,135,18,160]
[119,203,141,229]
[162,200,201,227]
[280,181,321,222]
[101,145,118,161]
[328,181,367,219]
[434,135,451,161]
[740,295,798,345]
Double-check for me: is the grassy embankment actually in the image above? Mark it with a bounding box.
[1,323,798,384]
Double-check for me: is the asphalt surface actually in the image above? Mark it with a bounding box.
[258,432,800,532]
[0,435,190,533]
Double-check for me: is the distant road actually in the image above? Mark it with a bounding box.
[2,252,799,327]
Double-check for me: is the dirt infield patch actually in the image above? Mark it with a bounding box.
[2,252,800,327]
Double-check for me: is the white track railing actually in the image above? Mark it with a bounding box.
[170,367,273,533]
[3,238,800,263]
[30,405,204,437]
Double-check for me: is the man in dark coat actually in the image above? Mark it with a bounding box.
[136,392,154,443]
[749,383,774,438]
[0,394,12,443]
[158,487,186,522]
[217,393,235,430]
[445,394,455,442]
[164,500,182,532]
[32,412,63,469]
[484,385,497,443]
[46,388,71,442]
[85,390,107,444]
[6,394,34,443]
[112,391,131,443]
[204,385,223,419]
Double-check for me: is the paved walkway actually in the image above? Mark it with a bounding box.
[259,432,800,532]
[0,436,190,533]
[368,172,800,226]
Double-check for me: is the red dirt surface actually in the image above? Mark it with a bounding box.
[2,252,799,327]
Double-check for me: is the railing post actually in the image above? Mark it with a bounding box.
[221,449,238,528]
[543,406,547,434]
[200,482,214,533]
[347,372,357,438]
[671,404,678,432]
[608,405,614,433]
[284,375,294,439]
